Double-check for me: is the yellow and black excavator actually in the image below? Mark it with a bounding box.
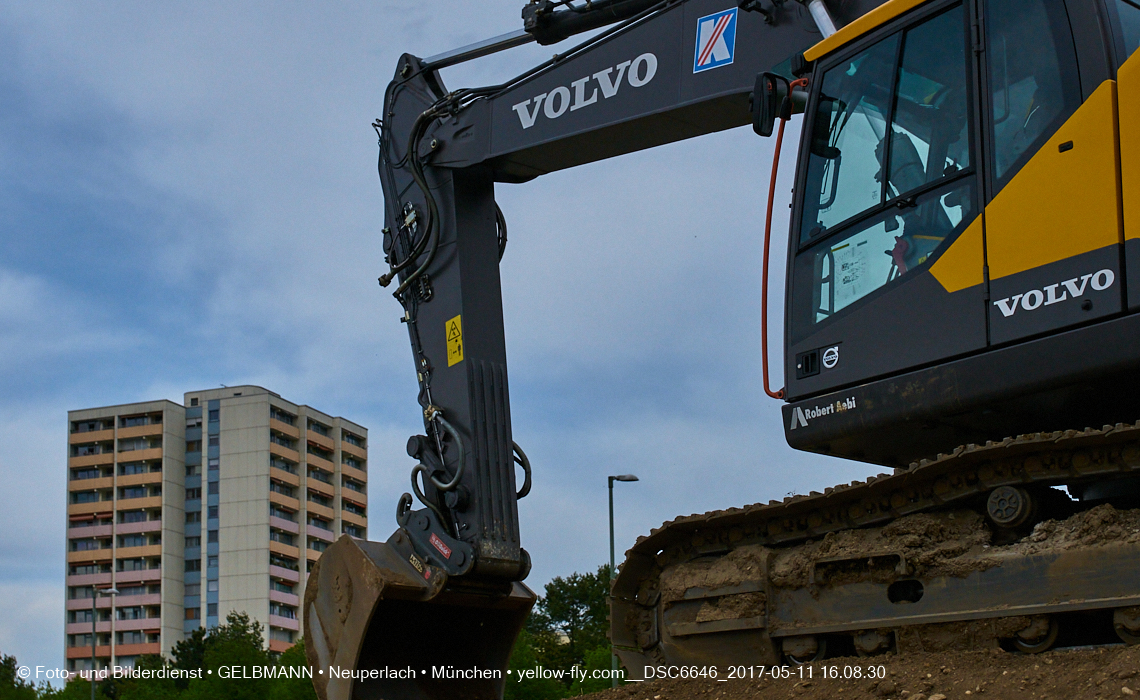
[302,0,1140,697]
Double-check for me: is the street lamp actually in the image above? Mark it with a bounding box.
[91,586,118,700]
[608,474,638,687]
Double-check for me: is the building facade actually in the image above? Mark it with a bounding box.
[65,386,368,671]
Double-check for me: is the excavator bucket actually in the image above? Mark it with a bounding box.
[304,534,535,700]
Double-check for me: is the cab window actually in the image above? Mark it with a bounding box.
[984,0,1081,185]
[797,3,975,325]
[1117,0,1140,59]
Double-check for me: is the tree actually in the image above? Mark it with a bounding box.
[534,565,611,671]
[1,653,39,700]
[269,641,315,700]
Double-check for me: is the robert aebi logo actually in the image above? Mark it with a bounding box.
[789,397,856,430]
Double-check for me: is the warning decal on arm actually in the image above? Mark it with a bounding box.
[446,315,463,367]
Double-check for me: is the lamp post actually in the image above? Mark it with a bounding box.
[91,587,118,700]
[608,474,638,688]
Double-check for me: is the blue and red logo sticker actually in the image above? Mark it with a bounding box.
[694,8,738,73]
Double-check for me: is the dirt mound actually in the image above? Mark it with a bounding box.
[1003,503,1140,555]
[590,645,1140,700]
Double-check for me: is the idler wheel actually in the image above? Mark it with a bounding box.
[1009,615,1058,654]
[1114,606,1140,645]
[782,635,826,665]
[986,486,1033,528]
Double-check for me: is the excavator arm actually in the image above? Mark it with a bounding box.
[302,1,884,698]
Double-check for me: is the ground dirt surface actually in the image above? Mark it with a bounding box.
[585,645,1140,700]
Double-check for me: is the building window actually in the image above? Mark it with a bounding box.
[120,510,147,524]
[308,420,330,437]
[120,486,147,500]
[270,457,296,474]
[270,530,294,546]
[269,505,296,522]
[117,607,143,620]
[270,432,295,450]
[207,482,219,495]
[344,524,364,539]
[71,491,101,504]
[307,517,332,531]
[207,531,218,544]
[186,465,201,477]
[186,440,202,453]
[308,539,328,553]
[207,557,218,568]
[307,468,332,484]
[270,481,294,498]
[185,559,201,572]
[343,501,366,517]
[118,558,146,572]
[208,409,219,422]
[118,535,146,548]
[342,432,364,448]
[270,555,299,572]
[208,458,219,471]
[185,584,200,596]
[207,580,219,592]
[208,436,219,447]
[185,536,200,548]
[185,608,200,620]
[187,417,202,429]
[269,628,294,643]
[270,602,296,619]
[270,579,294,594]
[118,631,145,645]
[186,511,201,523]
[69,539,101,552]
[207,603,218,617]
[71,468,101,481]
[185,488,202,500]
[208,506,218,519]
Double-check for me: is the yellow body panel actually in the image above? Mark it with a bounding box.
[929,216,985,293]
[804,0,929,62]
[985,81,1122,281]
[1121,51,1140,241]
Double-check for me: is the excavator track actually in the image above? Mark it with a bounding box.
[611,422,1140,674]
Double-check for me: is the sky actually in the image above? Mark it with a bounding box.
[0,0,876,672]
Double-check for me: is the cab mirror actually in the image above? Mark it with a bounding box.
[752,72,789,137]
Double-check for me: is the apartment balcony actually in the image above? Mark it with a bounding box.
[270,418,300,439]
[115,642,162,657]
[114,593,161,608]
[67,549,113,565]
[270,565,300,583]
[271,467,300,487]
[307,432,334,452]
[341,464,367,483]
[340,510,367,529]
[269,541,301,560]
[66,645,111,660]
[269,590,300,606]
[305,450,334,471]
[341,490,367,508]
[115,617,162,632]
[70,428,114,445]
[115,447,163,463]
[69,453,114,469]
[115,568,161,585]
[306,502,335,521]
[66,621,112,635]
[340,441,367,461]
[268,614,299,632]
[68,522,112,538]
[268,638,293,654]
[66,572,113,587]
[68,476,113,492]
[306,548,322,562]
[269,491,300,512]
[118,471,163,488]
[116,544,162,559]
[68,501,114,517]
[270,442,300,463]
[306,478,334,499]
[270,515,299,535]
[116,495,162,510]
[118,423,163,440]
[306,526,334,544]
[66,597,113,612]
[115,520,162,535]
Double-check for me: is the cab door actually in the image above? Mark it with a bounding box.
[785,0,988,400]
[981,0,1124,345]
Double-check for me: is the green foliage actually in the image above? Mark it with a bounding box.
[505,564,621,699]
[267,641,315,700]
[1,653,41,700]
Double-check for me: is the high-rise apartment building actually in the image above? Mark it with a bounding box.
[65,386,368,671]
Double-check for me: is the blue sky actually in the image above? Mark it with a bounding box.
[0,1,873,671]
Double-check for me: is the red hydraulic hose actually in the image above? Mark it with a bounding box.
[760,78,806,401]
[761,117,787,400]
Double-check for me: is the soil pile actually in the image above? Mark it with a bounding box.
[587,645,1140,700]
[1002,504,1140,555]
